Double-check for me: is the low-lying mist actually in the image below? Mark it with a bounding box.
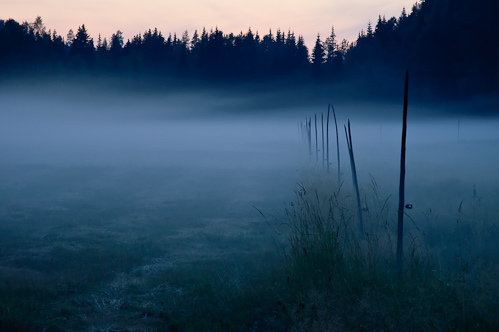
[1,81,498,330]
[1,82,499,228]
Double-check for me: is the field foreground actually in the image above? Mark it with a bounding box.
[1,85,499,330]
[0,162,498,331]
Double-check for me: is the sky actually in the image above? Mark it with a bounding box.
[2,0,418,46]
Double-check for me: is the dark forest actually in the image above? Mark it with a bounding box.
[1,0,498,98]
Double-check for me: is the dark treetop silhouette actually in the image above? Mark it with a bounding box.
[1,0,497,97]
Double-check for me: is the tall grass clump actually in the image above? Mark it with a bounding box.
[283,180,392,292]
[278,179,499,331]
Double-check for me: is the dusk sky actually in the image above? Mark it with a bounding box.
[3,0,417,46]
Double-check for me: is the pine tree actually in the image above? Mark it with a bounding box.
[296,35,309,68]
[366,20,374,38]
[311,33,325,77]
[69,24,94,64]
[110,30,123,57]
[96,34,102,49]
[324,26,337,64]
[191,30,199,49]
[311,33,325,66]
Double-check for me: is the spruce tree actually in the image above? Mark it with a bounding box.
[311,34,325,65]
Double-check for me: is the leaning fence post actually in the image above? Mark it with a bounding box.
[397,70,409,275]
[345,120,364,237]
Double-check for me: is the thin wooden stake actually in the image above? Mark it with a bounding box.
[327,105,330,173]
[308,117,312,161]
[344,120,363,237]
[321,113,325,168]
[397,70,409,275]
[315,114,318,163]
[332,105,340,184]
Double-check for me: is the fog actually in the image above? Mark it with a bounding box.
[1,83,499,329]
[0,86,312,232]
[0,88,301,168]
[1,85,499,217]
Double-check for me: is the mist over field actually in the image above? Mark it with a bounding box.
[1,82,498,190]
[1,81,499,237]
[0,80,498,331]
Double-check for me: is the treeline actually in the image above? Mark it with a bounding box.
[0,16,343,80]
[1,0,497,96]
[347,0,499,95]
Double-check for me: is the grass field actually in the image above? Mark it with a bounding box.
[0,164,293,331]
[0,161,498,331]
[1,85,499,330]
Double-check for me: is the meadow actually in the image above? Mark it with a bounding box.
[0,84,498,331]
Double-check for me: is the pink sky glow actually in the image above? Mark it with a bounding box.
[2,0,418,46]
